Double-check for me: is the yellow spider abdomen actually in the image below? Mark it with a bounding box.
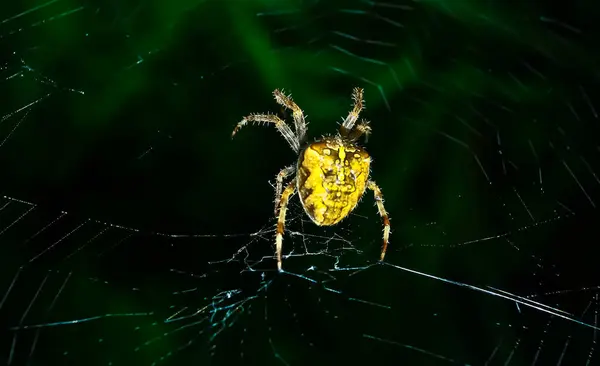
[297,137,371,226]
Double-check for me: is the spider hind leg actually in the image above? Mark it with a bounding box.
[339,87,365,138]
[273,89,307,144]
[232,113,300,152]
[347,119,372,142]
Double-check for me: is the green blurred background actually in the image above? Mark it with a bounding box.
[1,0,600,364]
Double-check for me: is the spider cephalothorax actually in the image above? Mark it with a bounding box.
[232,88,390,271]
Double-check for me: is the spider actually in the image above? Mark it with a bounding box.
[232,87,390,271]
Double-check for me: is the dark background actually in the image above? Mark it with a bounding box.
[1,0,600,365]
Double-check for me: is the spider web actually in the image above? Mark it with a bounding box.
[1,0,600,365]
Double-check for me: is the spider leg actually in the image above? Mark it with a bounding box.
[274,165,296,215]
[339,87,365,138]
[347,118,372,142]
[367,180,391,261]
[273,89,307,144]
[232,113,300,152]
[275,181,297,271]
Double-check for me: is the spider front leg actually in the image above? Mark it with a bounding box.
[232,113,300,153]
[339,87,365,137]
[275,181,296,271]
[274,165,296,215]
[367,180,391,261]
[273,89,307,143]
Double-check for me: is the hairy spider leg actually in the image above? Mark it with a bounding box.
[273,89,307,144]
[347,119,372,142]
[367,180,391,261]
[340,87,365,137]
[274,165,296,214]
[232,113,300,153]
[275,181,297,271]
